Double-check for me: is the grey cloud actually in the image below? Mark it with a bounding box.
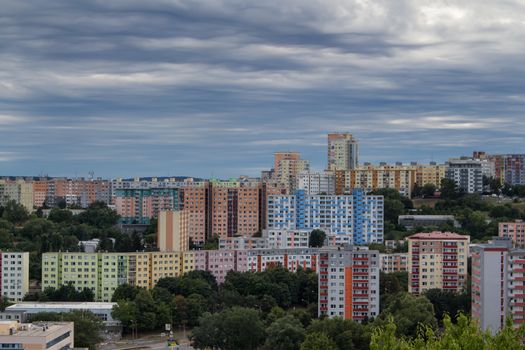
[0,0,524,177]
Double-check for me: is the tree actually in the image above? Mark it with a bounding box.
[440,178,459,200]
[0,296,11,311]
[380,272,408,302]
[29,311,103,350]
[192,307,265,350]
[40,284,95,302]
[133,289,158,331]
[300,332,338,350]
[423,289,470,324]
[2,200,29,225]
[111,284,140,302]
[264,315,305,350]
[370,313,525,349]
[384,199,405,225]
[47,208,73,224]
[378,292,437,338]
[203,235,219,250]
[112,300,138,333]
[309,229,326,248]
[422,183,437,197]
[75,201,119,228]
[306,317,370,350]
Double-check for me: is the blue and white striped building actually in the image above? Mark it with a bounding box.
[267,189,383,244]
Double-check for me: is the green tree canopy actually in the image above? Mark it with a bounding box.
[300,332,338,350]
[2,200,29,225]
[192,307,265,350]
[309,229,326,248]
[370,313,525,350]
[264,315,305,350]
[378,292,437,338]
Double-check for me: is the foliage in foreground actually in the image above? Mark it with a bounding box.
[370,314,525,350]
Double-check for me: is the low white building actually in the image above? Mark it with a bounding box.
[0,302,119,326]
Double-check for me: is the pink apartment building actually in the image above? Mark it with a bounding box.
[499,220,525,247]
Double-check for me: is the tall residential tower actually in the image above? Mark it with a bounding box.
[328,133,359,171]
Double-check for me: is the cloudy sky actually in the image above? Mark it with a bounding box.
[1,0,525,178]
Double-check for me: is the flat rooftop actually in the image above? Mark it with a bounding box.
[6,302,116,311]
[0,322,72,337]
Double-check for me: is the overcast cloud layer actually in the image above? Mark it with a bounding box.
[1,0,525,178]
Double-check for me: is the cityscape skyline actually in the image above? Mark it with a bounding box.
[2,1,525,178]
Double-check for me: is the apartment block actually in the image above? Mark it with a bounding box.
[445,158,493,193]
[209,180,261,238]
[318,246,379,321]
[491,154,525,185]
[273,152,310,191]
[267,189,384,244]
[0,321,74,350]
[41,252,130,302]
[157,210,189,252]
[179,184,208,245]
[414,163,446,188]
[499,220,525,248]
[0,179,33,211]
[43,248,328,300]
[297,171,335,195]
[335,164,416,197]
[114,188,180,224]
[150,252,183,286]
[0,252,30,302]
[379,253,408,273]
[219,229,310,250]
[471,238,525,333]
[327,133,359,171]
[408,232,469,294]
[246,248,318,273]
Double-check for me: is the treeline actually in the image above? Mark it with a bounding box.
[0,201,155,279]
[372,181,525,242]
[107,269,479,350]
[24,283,95,302]
[371,314,525,349]
[110,268,318,333]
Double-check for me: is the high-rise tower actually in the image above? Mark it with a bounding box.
[327,133,359,171]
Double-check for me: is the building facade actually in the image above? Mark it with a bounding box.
[380,253,408,273]
[297,171,335,195]
[327,133,359,171]
[43,248,322,301]
[407,232,469,294]
[267,189,384,244]
[491,154,525,185]
[0,180,33,211]
[335,165,416,197]
[445,158,490,193]
[471,238,525,333]
[272,152,310,193]
[318,247,379,321]
[157,210,189,252]
[499,220,525,248]
[0,252,30,302]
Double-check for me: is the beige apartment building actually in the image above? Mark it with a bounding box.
[408,232,469,294]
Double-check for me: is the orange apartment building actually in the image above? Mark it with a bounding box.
[210,180,261,237]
